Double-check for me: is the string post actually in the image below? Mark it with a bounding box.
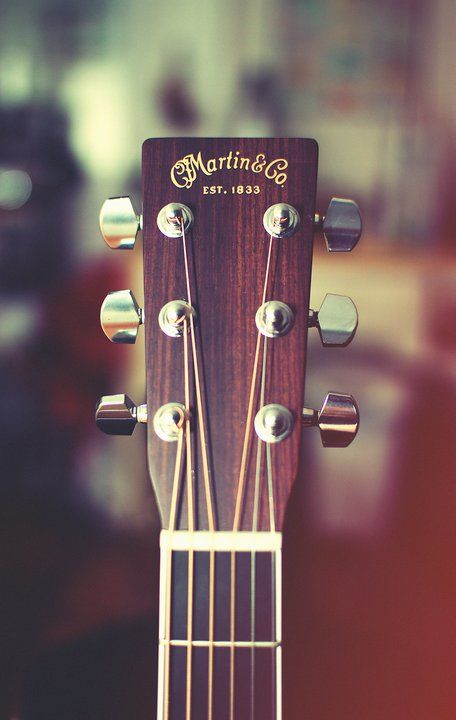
[159,299,195,337]
[153,402,188,442]
[256,300,294,338]
[254,404,293,444]
[263,203,300,238]
[157,202,194,238]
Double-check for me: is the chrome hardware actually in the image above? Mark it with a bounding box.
[95,394,147,436]
[263,203,300,238]
[302,392,359,447]
[158,300,195,337]
[153,403,187,442]
[100,290,144,344]
[255,301,294,338]
[99,196,142,250]
[157,203,194,238]
[314,198,362,252]
[308,294,358,347]
[254,404,293,443]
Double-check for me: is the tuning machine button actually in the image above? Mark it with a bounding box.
[302,392,359,447]
[99,196,142,250]
[95,394,147,435]
[314,198,362,252]
[100,290,144,344]
[308,294,358,347]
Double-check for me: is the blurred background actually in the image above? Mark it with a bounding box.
[0,0,455,718]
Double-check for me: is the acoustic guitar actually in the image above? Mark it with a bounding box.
[95,138,361,720]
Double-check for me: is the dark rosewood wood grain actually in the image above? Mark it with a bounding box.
[142,138,318,531]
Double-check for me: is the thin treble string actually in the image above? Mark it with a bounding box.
[183,317,194,533]
[230,233,274,720]
[163,430,184,720]
[186,548,195,720]
[266,443,275,533]
[164,414,186,720]
[266,414,277,718]
[183,315,195,720]
[208,548,215,720]
[180,218,215,533]
[252,334,268,530]
[169,425,185,531]
[250,334,268,720]
[271,550,277,720]
[267,425,277,719]
[229,550,236,720]
[180,217,217,720]
[253,328,277,720]
[233,233,274,532]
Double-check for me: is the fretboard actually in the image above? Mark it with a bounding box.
[158,531,282,720]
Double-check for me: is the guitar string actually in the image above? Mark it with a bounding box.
[229,549,236,720]
[169,420,185,530]
[271,549,277,720]
[232,233,274,531]
[179,220,278,718]
[266,443,275,533]
[164,415,186,720]
[186,549,195,720]
[250,334,268,720]
[230,233,274,720]
[183,274,195,720]
[183,317,194,534]
[180,218,217,720]
[251,339,278,720]
[181,218,215,533]
[267,440,277,719]
[208,548,215,720]
[162,222,275,718]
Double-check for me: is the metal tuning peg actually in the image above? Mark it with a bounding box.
[314,198,362,252]
[100,290,144,344]
[302,392,359,447]
[95,394,147,435]
[308,293,358,347]
[99,196,142,250]
[263,203,300,238]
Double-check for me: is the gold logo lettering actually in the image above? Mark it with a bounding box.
[265,158,288,186]
[170,151,288,188]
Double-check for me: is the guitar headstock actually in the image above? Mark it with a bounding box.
[96,138,361,533]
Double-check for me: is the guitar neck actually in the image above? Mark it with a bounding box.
[95,136,361,719]
[157,531,282,720]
